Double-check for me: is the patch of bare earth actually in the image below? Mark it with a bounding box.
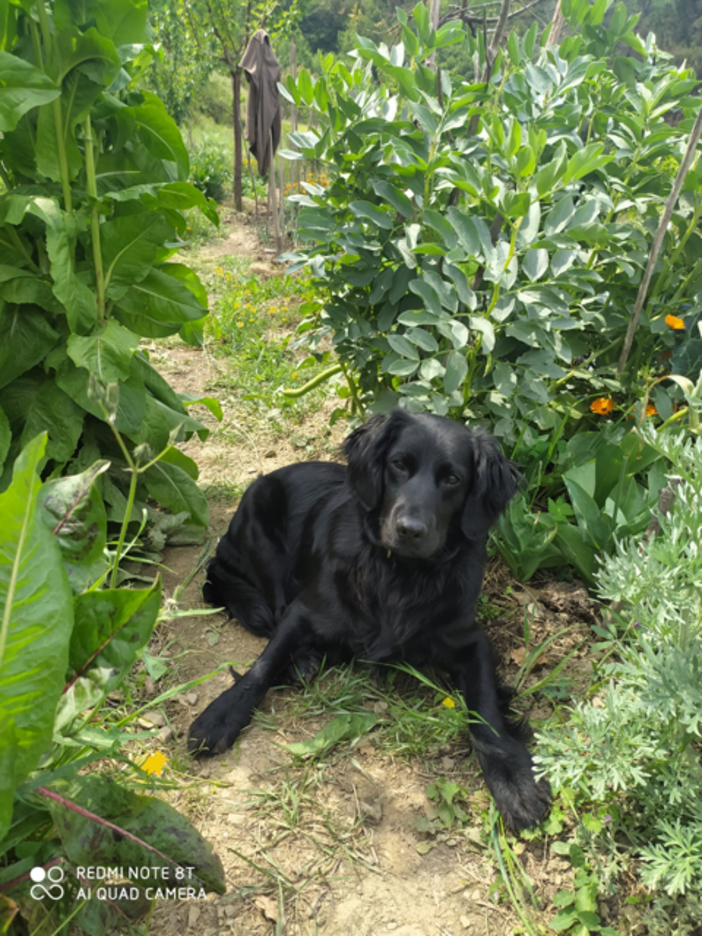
[142,215,603,936]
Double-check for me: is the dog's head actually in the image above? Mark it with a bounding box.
[344,409,519,560]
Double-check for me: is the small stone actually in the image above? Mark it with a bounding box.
[188,906,200,927]
[441,756,456,771]
[142,710,166,727]
[224,906,237,918]
[143,677,156,696]
[460,917,470,930]
[186,692,199,706]
[264,449,277,458]
[158,726,174,743]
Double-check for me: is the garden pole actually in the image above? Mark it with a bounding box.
[617,105,702,376]
[269,128,282,254]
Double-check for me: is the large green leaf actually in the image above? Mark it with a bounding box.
[28,197,98,333]
[0,434,73,840]
[131,91,189,180]
[0,372,85,466]
[68,581,161,691]
[52,26,122,85]
[102,212,172,299]
[0,404,9,474]
[0,306,60,391]
[35,72,103,182]
[0,52,61,132]
[54,355,147,436]
[115,266,210,338]
[67,320,139,382]
[48,774,225,894]
[40,461,110,594]
[143,461,208,529]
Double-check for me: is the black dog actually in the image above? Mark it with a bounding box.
[189,409,550,830]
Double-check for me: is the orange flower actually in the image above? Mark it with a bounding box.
[590,397,615,415]
[645,403,657,417]
[665,314,685,330]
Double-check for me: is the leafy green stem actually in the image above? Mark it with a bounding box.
[84,114,105,322]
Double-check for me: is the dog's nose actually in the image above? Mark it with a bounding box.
[395,516,428,541]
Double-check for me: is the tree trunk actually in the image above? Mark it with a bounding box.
[232,67,243,212]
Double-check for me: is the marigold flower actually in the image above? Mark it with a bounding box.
[141,751,168,776]
[645,403,657,417]
[441,697,456,709]
[665,314,685,330]
[590,397,615,415]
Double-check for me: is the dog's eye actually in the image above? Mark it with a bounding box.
[444,474,461,486]
[391,459,407,472]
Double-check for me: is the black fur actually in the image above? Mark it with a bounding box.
[190,410,550,831]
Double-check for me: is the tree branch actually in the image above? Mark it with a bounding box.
[617,105,702,376]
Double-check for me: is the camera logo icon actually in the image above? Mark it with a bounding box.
[30,866,65,900]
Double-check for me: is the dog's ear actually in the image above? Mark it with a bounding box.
[343,410,407,509]
[462,429,521,539]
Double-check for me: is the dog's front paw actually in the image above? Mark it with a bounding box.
[478,742,551,831]
[187,684,254,756]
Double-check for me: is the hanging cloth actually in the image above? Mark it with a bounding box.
[240,29,282,176]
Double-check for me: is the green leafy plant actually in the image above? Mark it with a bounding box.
[496,427,669,583]
[0,433,226,933]
[278,0,702,576]
[549,841,621,935]
[535,425,702,922]
[0,0,219,546]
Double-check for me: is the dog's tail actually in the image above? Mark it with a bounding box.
[203,558,276,638]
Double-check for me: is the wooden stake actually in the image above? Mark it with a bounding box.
[269,128,282,254]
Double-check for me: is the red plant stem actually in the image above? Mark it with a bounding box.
[36,788,180,869]
[0,857,62,893]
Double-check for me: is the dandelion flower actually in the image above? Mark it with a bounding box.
[441,697,456,709]
[590,397,615,415]
[215,265,223,276]
[141,751,169,776]
[291,372,297,379]
[226,272,232,281]
[665,314,685,330]
[237,321,244,328]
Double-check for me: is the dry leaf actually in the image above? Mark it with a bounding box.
[510,647,526,665]
[254,895,279,922]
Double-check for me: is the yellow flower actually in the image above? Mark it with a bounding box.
[590,397,615,415]
[291,372,297,379]
[282,317,287,322]
[248,318,254,323]
[281,306,289,311]
[441,697,456,709]
[237,321,244,327]
[226,272,232,281]
[646,403,658,417]
[215,266,223,276]
[665,314,685,330]
[141,751,169,776]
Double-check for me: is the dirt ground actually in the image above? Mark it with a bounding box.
[138,212,607,936]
